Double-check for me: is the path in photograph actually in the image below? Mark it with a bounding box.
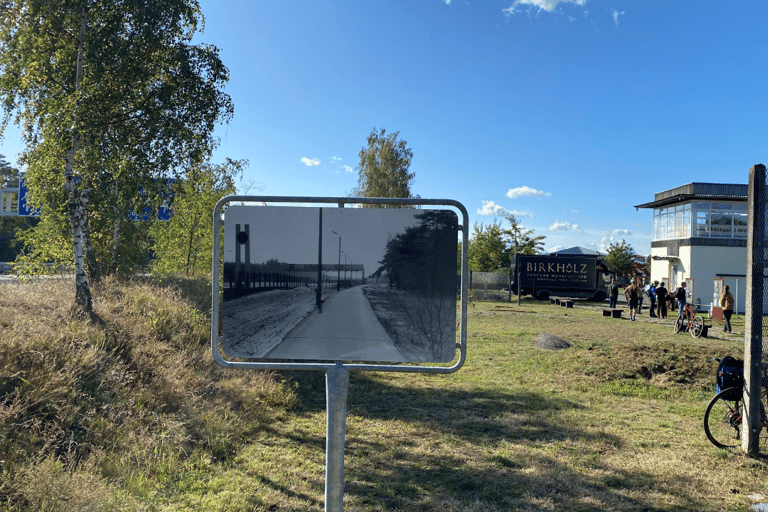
[265,285,404,361]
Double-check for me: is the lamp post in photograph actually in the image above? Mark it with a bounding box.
[332,231,342,291]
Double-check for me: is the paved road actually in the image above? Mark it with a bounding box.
[266,285,404,361]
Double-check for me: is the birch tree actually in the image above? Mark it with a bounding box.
[0,0,233,312]
[353,128,415,207]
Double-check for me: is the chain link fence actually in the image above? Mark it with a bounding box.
[469,271,512,301]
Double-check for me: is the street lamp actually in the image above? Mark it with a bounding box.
[332,231,341,291]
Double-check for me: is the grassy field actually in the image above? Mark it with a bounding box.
[1,277,766,511]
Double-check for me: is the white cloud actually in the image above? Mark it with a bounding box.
[301,157,320,167]
[503,0,587,16]
[547,244,565,253]
[611,8,625,25]
[549,221,582,232]
[342,165,354,174]
[443,0,451,4]
[506,186,551,199]
[477,201,511,217]
[599,230,632,251]
[477,201,533,218]
[330,156,342,162]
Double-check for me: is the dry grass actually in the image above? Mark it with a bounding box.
[0,276,296,511]
[1,282,766,511]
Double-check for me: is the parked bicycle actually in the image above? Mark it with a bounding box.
[703,356,768,449]
[674,303,705,338]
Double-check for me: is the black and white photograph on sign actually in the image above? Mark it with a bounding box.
[221,205,458,363]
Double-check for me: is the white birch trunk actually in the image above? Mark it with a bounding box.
[65,6,92,312]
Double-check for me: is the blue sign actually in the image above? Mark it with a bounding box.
[18,176,173,220]
[17,177,40,217]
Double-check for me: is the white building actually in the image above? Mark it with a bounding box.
[634,183,748,314]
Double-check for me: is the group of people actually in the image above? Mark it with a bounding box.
[606,276,735,333]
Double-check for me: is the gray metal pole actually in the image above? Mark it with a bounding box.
[743,163,766,456]
[325,363,349,511]
[318,208,323,312]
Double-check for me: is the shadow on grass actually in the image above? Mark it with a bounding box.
[272,370,698,511]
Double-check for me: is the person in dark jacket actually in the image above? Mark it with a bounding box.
[608,277,620,309]
[655,282,668,319]
[624,277,641,321]
[674,282,687,317]
[647,281,657,318]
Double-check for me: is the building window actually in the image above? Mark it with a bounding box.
[652,201,747,241]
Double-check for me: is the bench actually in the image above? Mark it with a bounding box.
[602,308,623,318]
[560,300,574,308]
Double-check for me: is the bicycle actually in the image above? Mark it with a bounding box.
[674,303,705,338]
[704,357,768,449]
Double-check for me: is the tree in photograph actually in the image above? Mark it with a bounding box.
[353,128,415,207]
[603,239,636,277]
[150,158,245,276]
[372,210,457,360]
[0,0,233,312]
[375,210,456,293]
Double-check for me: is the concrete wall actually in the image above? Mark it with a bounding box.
[650,245,748,314]
[688,246,747,314]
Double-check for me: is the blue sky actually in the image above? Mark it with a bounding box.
[2,0,767,255]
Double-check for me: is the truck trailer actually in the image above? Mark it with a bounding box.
[512,254,612,302]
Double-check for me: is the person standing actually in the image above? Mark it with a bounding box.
[624,277,640,321]
[720,285,735,334]
[656,282,668,319]
[674,282,687,317]
[648,281,657,318]
[608,277,620,309]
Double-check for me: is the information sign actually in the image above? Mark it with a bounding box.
[218,201,460,364]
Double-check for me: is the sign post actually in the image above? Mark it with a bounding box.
[211,196,469,510]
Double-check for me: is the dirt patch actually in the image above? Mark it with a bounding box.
[532,333,573,351]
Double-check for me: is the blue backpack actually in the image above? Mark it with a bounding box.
[716,356,744,401]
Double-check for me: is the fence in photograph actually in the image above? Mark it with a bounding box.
[223,268,342,300]
[469,271,512,301]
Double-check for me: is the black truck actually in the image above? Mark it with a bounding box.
[512,254,612,302]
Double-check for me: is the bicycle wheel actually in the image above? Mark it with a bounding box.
[674,315,684,334]
[691,316,705,338]
[704,388,742,448]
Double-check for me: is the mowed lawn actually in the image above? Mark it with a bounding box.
[262,298,764,511]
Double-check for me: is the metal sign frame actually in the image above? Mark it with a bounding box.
[211,195,469,374]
